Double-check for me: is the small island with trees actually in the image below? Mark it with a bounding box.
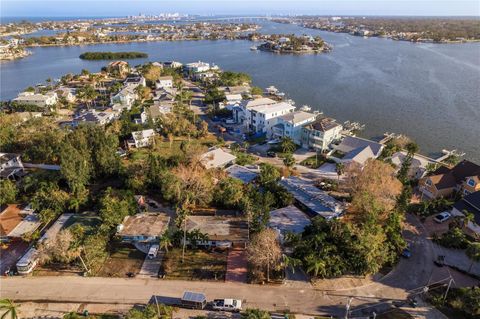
[254,34,331,54]
[79,51,148,60]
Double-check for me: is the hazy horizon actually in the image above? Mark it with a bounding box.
[2,0,479,18]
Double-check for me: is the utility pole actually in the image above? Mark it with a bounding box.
[444,277,453,301]
[344,297,353,319]
[154,295,160,317]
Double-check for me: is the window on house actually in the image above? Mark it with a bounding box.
[464,189,471,196]
[425,179,432,187]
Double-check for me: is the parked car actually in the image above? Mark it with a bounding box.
[433,211,451,223]
[211,299,242,312]
[266,151,277,158]
[147,245,159,259]
[434,255,445,267]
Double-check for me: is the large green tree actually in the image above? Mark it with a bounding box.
[0,180,17,206]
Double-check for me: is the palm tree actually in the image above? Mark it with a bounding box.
[335,162,345,181]
[159,233,173,253]
[280,137,296,154]
[283,153,296,169]
[466,242,480,273]
[282,254,301,275]
[305,255,327,278]
[77,85,98,109]
[0,299,19,319]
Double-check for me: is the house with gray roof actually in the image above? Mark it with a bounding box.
[301,117,343,152]
[331,136,384,166]
[272,111,317,145]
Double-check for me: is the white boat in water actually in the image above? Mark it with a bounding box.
[250,46,258,51]
[299,105,312,112]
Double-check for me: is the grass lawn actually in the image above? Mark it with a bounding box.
[127,134,220,164]
[162,248,227,281]
[65,211,102,235]
[97,244,145,277]
[300,155,328,169]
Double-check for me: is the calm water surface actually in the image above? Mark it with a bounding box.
[1,21,479,161]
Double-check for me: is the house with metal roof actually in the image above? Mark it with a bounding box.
[279,176,344,220]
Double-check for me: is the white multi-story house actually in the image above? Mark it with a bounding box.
[271,111,317,144]
[233,97,276,124]
[12,92,58,108]
[184,61,211,73]
[246,102,296,135]
[131,129,155,148]
[155,76,173,89]
[301,117,343,152]
[111,85,137,111]
[123,75,146,88]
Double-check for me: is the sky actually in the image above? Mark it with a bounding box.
[1,0,479,18]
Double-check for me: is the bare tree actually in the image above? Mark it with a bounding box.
[247,228,282,282]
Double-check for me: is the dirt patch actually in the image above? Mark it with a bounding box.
[162,248,227,281]
[97,245,145,277]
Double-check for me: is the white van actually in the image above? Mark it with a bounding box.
[147,244,159,259]
[16,248,39,275]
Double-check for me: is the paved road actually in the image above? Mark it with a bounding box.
[0,275,408,317]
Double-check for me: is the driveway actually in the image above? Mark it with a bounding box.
[225,249,248,283]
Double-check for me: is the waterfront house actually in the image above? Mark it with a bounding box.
[184,61,212,74]
[280,176,344,220]
[272,111,317,144]
[233,97,276,124]
[419,160,480,199]
[245,101,296,135]
[162,61,183,69]
[0,153,24,180]
[12,91,58,108]
[451,191,480,238]
[155,76,174,89]
[116,213,170,244]
[185,215,249,248]
[200,148,237,169]
[72,110,116,126]
[301,117,343,152]
[130,129,156,148]
[55,87,76,103]
[330,136,384,166]
[389,151,437,180]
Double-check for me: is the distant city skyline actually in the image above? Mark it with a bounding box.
[1,0,479,18]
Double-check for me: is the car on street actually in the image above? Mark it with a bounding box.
[433,211,451,223]
[266,151,277,157]
[211,298,242,312]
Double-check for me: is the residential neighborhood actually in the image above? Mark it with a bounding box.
[1,56,479,319]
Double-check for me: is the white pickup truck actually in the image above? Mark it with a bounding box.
[211,299,242,312]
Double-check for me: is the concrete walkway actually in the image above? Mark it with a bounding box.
[137,252,164,278]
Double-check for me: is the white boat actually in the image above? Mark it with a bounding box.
[299,105,312,112]
[250,46,258,51]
